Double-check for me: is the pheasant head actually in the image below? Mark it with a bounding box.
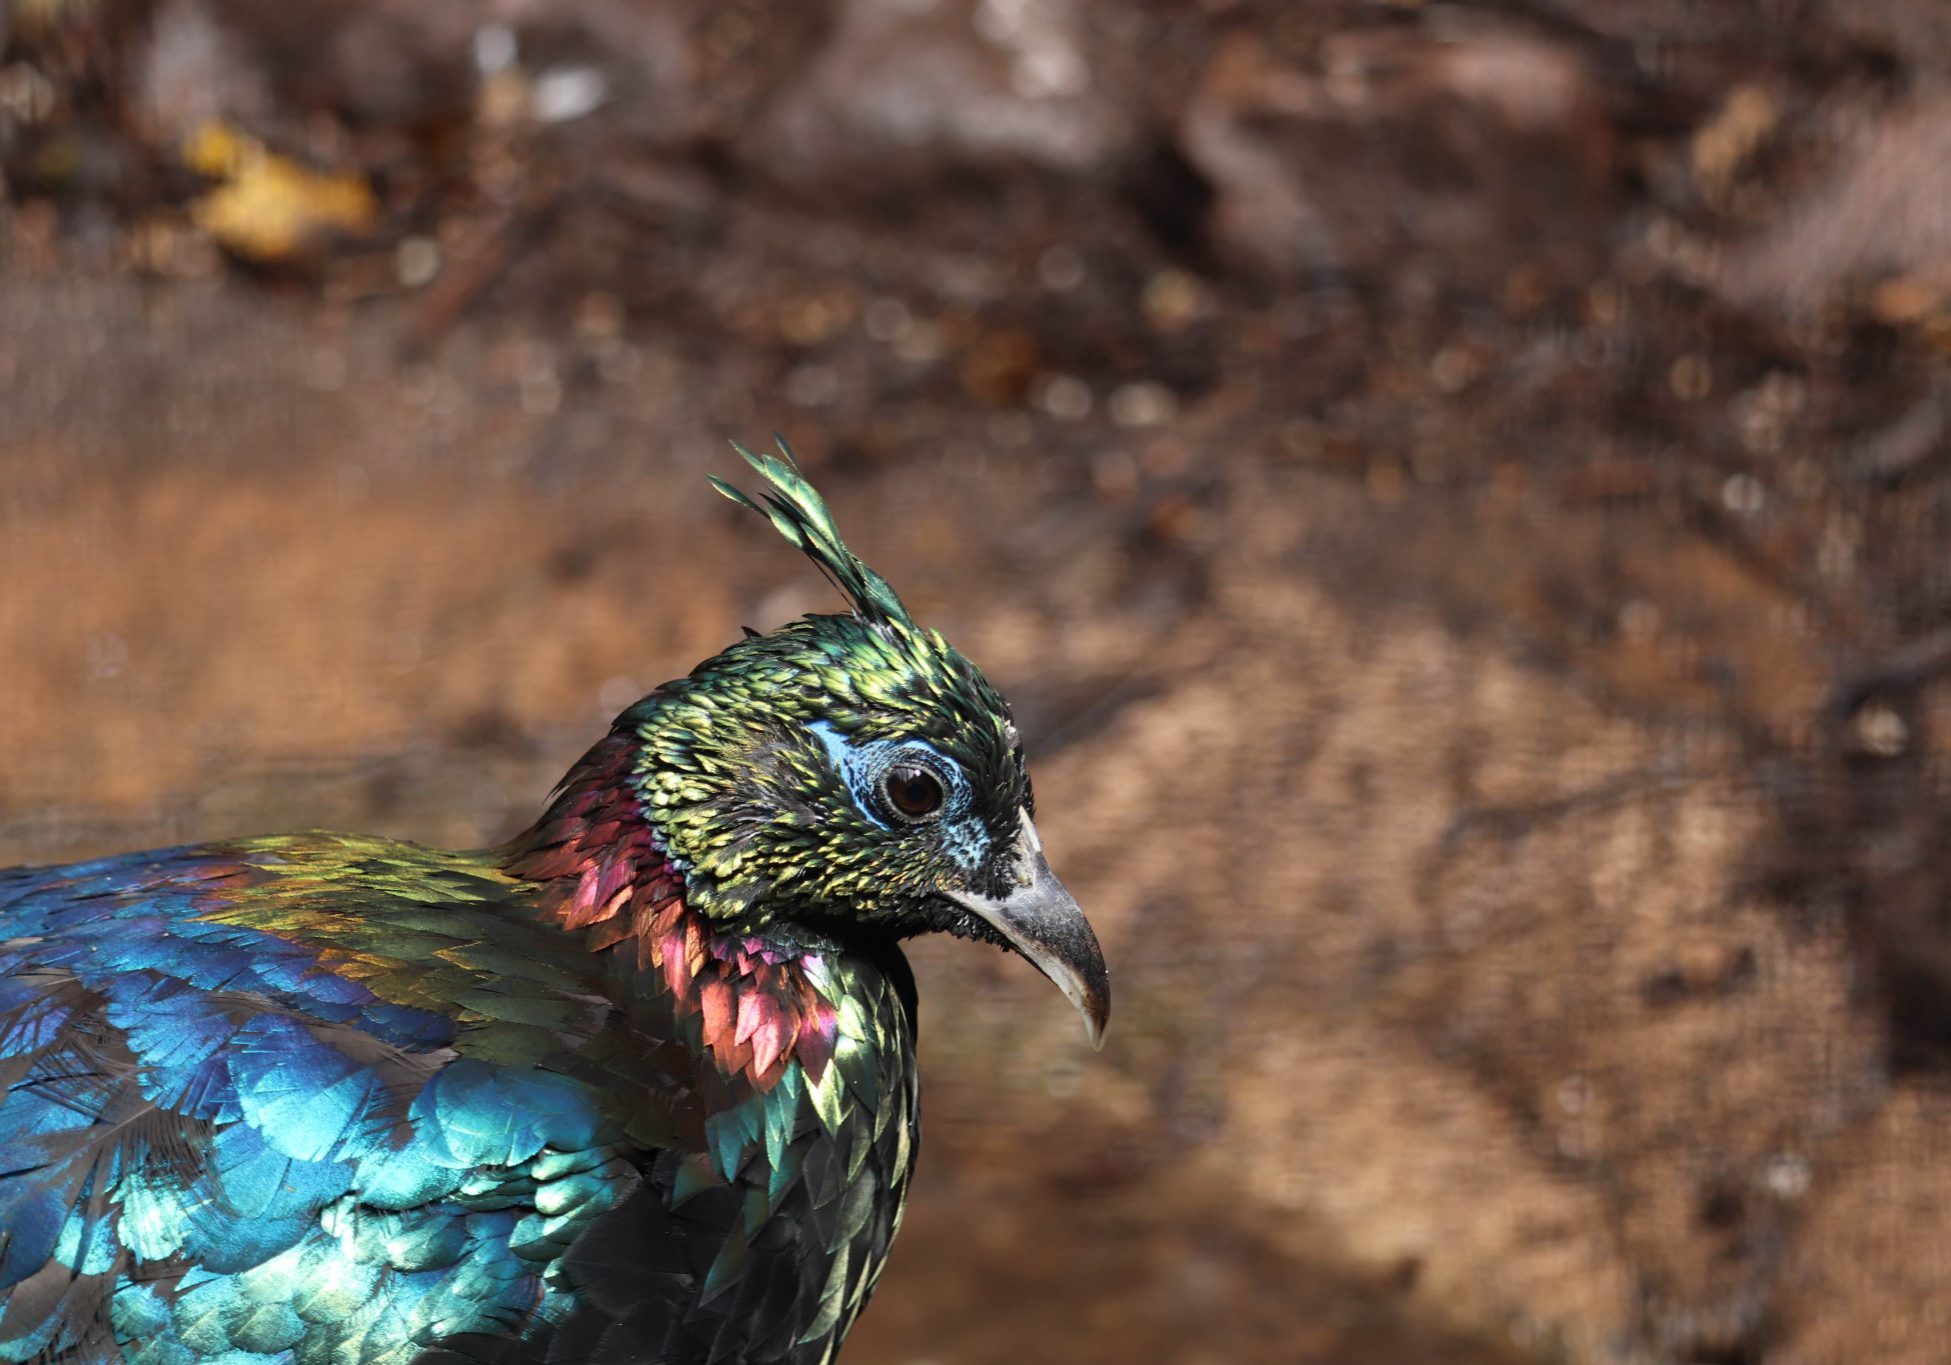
[598,439,1108,1045]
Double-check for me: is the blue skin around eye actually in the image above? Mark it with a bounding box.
[807,721,990,871]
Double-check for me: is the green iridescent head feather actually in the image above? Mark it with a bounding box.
[626,439,1029,938]
[709,436,914,631]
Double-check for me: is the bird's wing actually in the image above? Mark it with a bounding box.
[0,838,645,1364]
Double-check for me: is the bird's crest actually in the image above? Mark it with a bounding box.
[712,436,915,629]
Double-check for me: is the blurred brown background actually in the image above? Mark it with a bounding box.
[5,1,1951,1361]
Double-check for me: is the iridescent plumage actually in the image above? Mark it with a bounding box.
[0,442,1107,1364]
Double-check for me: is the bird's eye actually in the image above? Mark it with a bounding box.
[882,764,945,822]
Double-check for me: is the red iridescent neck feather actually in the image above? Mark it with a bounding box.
[503,732,839,1091]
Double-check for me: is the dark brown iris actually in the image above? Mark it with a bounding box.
[883,765,945,820]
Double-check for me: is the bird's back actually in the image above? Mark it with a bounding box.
[0,831,919,1364]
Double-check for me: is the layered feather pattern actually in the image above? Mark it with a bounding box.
[0,804,916,1363]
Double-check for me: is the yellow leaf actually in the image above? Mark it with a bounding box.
[184,120,376,263]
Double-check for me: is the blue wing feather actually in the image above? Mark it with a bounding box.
[0,843,625,1364]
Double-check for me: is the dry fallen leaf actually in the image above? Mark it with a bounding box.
[184,120,376,264]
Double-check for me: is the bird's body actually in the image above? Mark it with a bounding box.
[0,825,916,1365]
[0,446,1107,1364]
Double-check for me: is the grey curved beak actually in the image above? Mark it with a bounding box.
[946,812,1110,1048]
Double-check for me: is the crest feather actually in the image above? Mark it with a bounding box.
[712,436,914,628]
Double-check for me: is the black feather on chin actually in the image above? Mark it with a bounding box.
[904,897,1012,950]
[774,894,1009,954]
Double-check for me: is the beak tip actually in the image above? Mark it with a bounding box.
[1079,990,1110,1050]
